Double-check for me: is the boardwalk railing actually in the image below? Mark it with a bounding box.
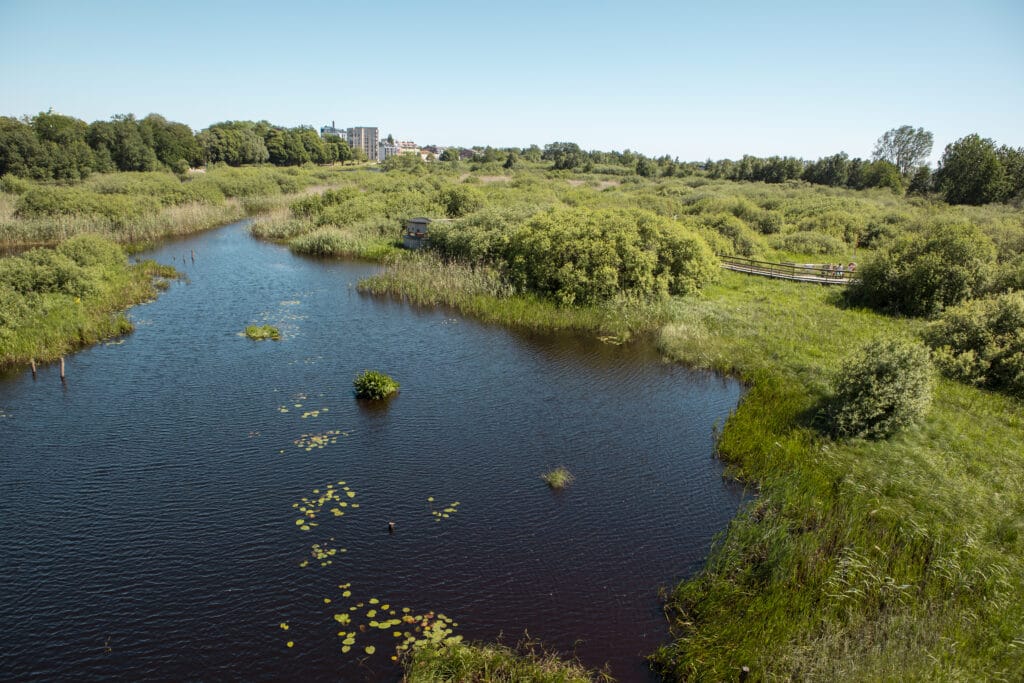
[719,255,857,285]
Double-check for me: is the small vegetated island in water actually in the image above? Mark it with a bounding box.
[244,325,280,341]
[352,370,399,400]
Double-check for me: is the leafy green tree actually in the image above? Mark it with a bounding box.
[140,114,200,169]
[636,157,657,177]
[803,152,850,187]
[858,160,904,194]
[934,134,1005,205]
[872,125,933,176]
[0,117,44,177]
[503,151,518,169]
[826,338,934,439]
[997,145,1024,201]
[542,142,583,170]
[439,147,460,163]
[906,165,932,195]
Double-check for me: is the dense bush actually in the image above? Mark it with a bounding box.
[438,185,484,218]
[924,291,1024,396]
[826,338,934,439]
[0,247,95,297]
[504,207,717,305]
[699,212,764,256]
[848,222,996,316]
[353,370,399,400]
[56,234,126,268]
[774,231,846,255]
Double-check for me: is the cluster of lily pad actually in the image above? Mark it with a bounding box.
[327,586,462,660]
[301,539,345,568]
[293,429,351,451]
[293,482,358,531]
[427,497,461,522]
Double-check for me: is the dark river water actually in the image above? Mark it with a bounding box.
[0,221,744,682]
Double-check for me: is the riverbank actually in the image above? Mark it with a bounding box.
[0,235,177,368]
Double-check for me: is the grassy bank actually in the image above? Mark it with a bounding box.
[0,165,357,248]
[403,640,609,683]
[650,271,1023,680]
[0,235,178,367]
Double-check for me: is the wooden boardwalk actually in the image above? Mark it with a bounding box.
[719,255,856,285]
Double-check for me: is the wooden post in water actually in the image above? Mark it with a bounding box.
[191,249,195,263]
[30,358,37,379]
[60,357,65,382]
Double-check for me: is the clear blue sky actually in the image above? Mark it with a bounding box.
[2,0,1021,163]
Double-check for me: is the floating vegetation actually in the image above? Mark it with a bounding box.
[309,540,346,567]
[323,585,461,661]
[293,429,351,451]
[280,300,301,306]
[244,324,281,341]
[427,498,461,522]
[301,408,328,418]
[541,466,575,490]
[0,409,8,419]
[103,339,126,346]
[292,481,353,526]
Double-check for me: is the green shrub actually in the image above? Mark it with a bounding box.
[56,234,126,268]
[848,222,996,316]
[0,174,32,194]
[504,207,717,305]
[774,231,846,255]
[244,325,280,340]
[924,291,1024,396]
[353,370,399,400]
[825,338,934,439]
[540,466,574,490]
[0,247,95,296]
[438,185,484,218]
[699,212,764,256]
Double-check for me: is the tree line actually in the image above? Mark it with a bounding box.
[2,113,1022,208]
[0,111,361,181]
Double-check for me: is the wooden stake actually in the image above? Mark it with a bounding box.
[191,249,195,263]
[30,358,37,379]
[60,357,65,382]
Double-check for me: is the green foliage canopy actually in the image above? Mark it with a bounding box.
[849,222,996,317]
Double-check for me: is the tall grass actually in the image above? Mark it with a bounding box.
[650,271,1023,680]
[404,640,610,683]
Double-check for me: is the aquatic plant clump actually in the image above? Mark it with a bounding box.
[353,370,399,400]
[541,466,574,490]
[244,324,280,341]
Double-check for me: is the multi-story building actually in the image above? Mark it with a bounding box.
[320,123,380,161]
[347,127,379,161]
[379,140,401,161]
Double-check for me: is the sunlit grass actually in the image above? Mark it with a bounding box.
[404,639,610,683]
[650,270,1024,681]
